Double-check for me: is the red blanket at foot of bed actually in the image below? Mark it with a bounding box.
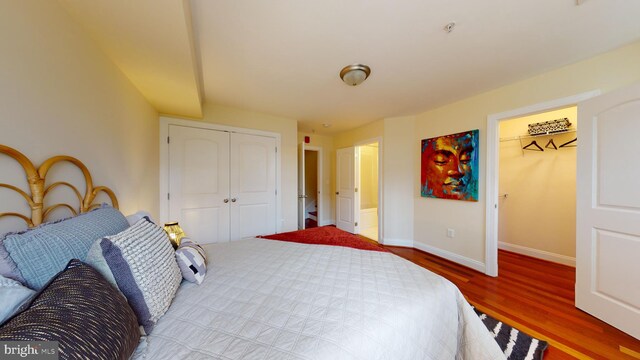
[259,226,389,252]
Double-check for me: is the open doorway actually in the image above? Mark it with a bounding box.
[485,90,599,276]
[304,149,319,228]
[336,138,383,241]
[298,144,322,230]
[357,142,379,241]
[498,107,577,267]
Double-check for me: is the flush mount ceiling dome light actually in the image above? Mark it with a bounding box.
[340,64,371,86]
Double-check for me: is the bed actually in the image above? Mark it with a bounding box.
[0,145,504,359]
[135,239,503,359]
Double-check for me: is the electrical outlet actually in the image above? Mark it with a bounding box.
[447,228,455,238]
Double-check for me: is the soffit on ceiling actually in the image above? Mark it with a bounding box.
[59,0,203,118]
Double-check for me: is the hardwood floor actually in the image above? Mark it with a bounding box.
[384,246,640,360]
[304,218,317,228]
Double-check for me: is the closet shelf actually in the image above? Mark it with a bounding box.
[499,129,576,142]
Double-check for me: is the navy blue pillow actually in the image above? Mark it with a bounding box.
[0,259,140,359]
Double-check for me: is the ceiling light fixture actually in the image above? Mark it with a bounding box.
[340,64,371,86]
[322,123,332,128]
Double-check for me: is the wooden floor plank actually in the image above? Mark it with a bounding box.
[384,246,640,360]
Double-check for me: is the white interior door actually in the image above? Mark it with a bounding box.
[336,147,357,233]
[576,82,640,339]
[168,125,230,244]
[230,133,277,240]
[298,143,306,230]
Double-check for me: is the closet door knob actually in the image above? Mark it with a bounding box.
[231,198,237,202]
[223,198,229,203]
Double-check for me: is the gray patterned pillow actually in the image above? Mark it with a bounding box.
[86,217,182,334]
[0,259,140,359]
[175,238,207,284]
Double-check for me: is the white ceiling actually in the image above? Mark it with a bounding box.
[61,0,640,134]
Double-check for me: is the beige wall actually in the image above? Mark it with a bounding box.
[382,116,415,244]
[297,132,335,225]
[200,103,298,232]
[0,1,158,233]
[413,41,640,267]
[499,107,577,261]
[333,120,384,149]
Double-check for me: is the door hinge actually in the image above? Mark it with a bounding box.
[275,189,277,196]
[355,187,358,192]
[355,222,358,227]
[275,147,278,153]
[167,193,170,200]
[167,136,170,144]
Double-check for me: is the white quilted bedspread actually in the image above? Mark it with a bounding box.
[133,239,505,360]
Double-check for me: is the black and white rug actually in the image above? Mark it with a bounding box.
[474,308,548,360]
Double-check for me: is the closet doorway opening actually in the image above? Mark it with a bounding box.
[298,144,322,230]
[497,107,578,268]
[485,91,599,276]
[357,141,379,241]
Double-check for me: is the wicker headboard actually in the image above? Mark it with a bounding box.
[0,144,118,227]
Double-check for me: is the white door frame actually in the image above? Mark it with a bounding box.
[304,145,323,226]
[298,143,306,230]
[159,116,282,233]
[485,91,600,277]
[354,137,383,243]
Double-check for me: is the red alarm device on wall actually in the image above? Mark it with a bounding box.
[304,136,310,144]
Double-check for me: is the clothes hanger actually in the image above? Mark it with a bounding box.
[523,140,544,151]
[545,139,558,150]
[559,137,577,148]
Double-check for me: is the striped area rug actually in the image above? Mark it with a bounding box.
[474,308,548,360]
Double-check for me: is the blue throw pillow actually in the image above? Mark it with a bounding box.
[0,242,25,284]
[2,205,129,290]
[0,275,35,325]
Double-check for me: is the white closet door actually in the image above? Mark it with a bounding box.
[230,133,277,240]
[169,125,230,244]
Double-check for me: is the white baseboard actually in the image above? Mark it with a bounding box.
[498,242,575,267]
[319,219,335,226]
[382,238,414,247]
[413,241,486,274]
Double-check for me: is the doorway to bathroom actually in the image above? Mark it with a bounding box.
[357,141,379,241]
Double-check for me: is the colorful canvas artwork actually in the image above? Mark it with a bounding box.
[421,129,479,201]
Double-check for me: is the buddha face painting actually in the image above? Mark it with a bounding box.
[421,130,479,201]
